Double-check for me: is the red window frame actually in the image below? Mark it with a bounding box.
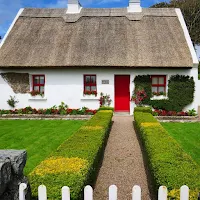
[32,75,45,93]
[151,75,166,93]
[84,75,97,93]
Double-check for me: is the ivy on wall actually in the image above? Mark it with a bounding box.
[134,74,195,112]
[133,75,152,105]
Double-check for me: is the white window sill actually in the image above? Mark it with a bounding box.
[151,95,168,100]
[28,96,47,101]
[81,95,99,100]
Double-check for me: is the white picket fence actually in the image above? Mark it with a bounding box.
[19,183,191,200]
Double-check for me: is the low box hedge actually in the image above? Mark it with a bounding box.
[134,106,152,114]
[98,106,114,111]
[29,110,113,200]
[134,111,200,199]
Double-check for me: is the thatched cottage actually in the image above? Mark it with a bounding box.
[0,0,199,114]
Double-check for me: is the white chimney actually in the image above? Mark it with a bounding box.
[127,0,142,13]
[66,0,82,14]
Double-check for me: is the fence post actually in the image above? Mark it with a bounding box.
[84,185,93,200]
[109,185,117,200]
[62,186,70,200]
[180,185,189,200]
[38,185,47,200]
[132,185,141,200]
[19,183,27,200]
[158,186,167,200]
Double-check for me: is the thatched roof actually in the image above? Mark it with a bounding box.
[0,8,193,68]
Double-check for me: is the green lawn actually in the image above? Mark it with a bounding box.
[0,120,85,175]
[161,122,200,166]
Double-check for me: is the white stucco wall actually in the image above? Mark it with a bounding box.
[0,67,199,115]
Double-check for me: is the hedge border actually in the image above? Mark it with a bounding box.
[29,110,113,200]
[134,108,200,199]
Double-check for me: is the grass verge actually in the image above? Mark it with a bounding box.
[161,122,200,166]
[134,109,200,199]
[29,110,113,200]
[0,120,84,175]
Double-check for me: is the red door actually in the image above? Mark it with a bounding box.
[115,75,130,112]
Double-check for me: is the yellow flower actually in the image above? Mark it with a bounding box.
[31,157,88,176]
[80,126,103,131]
[141,122,160,127]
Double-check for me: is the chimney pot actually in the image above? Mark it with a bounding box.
[66,0,82,14]
[128,0,142,13]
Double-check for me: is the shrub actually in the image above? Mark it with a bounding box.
[134,107,152,114]
[7,96,18,108]
[150,75,195,112]
[133,75,152,105]
[29,110,113,200]
[134,110,200,199]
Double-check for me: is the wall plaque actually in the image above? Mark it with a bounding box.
[102,80,109,84]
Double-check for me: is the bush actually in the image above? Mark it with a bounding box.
[134,107,152,114]
[98,106,114,111]
[29,110,113,200]
[133,75,152,105]
[134,110,200,199]
[150,75,195,112]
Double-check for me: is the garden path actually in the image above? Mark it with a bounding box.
[94,116,153,200]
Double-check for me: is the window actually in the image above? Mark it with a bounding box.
[32,75,45,93]
[151,75,166,93]
[84,75,97,92]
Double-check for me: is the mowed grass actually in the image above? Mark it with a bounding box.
[0,120,85,175]
[161,122,200,165]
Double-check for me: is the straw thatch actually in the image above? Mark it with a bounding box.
[0,8,193,68]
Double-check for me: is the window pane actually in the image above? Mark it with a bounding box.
[152,77,158,84]
[40,76,45,84]
[85,76,90,83]
[158,77,164,84]
[33,86,39,91]
[152,87,157,92]
[85,86,90,91]
[158,87,165,92]
[40,86,44,93]
[34,76,40,84]
[91,76,96,83]
[91,86,97,91]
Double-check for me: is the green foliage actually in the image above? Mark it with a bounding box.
[98,106,114,111]
[7,96,18,108]
[134,107,152,114]
[188,108,197,116]
[133,75,152,104]
[134,110,200,198]
[150,75,195,112]
[29,111,113,200]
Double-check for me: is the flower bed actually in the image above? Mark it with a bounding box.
[134,108,200,199]
[0,106,97,115]
[152,109,197,116]
[29,110,113,200]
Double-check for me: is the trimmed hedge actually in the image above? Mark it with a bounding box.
[134,110,200,199]
[134,107,152,114]
[98,106,114,111]
[29,110,113,200]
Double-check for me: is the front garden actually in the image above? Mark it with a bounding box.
[134,107,200,199]
[0,120,85,175]
[162,122,200,166]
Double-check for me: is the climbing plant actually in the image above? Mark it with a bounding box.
[133,75,195,112]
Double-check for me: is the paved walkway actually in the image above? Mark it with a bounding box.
[94,116,153,200]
